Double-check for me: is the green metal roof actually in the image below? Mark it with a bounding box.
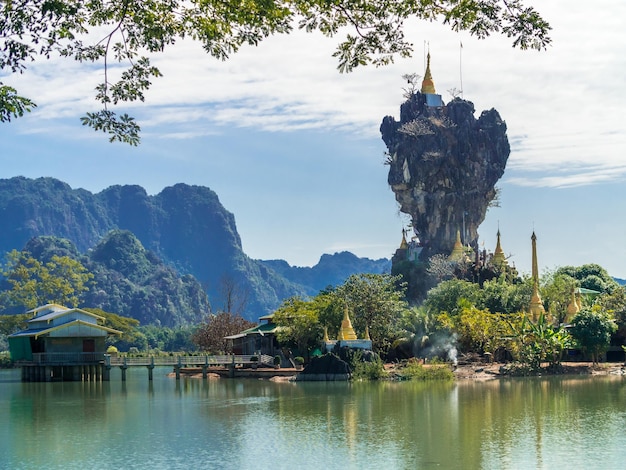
[575,287,601,295]
[225,321,280,340]
[240,322,279,335]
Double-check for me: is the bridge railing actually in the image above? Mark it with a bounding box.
[106,354,276,367]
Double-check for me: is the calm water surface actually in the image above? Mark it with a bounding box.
[1,368,625,469]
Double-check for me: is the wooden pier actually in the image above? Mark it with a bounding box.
[18,353,275,382]
[106,354,276,381]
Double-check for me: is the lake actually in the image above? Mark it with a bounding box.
[1,367,625,469]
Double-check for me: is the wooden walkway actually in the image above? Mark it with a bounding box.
[17,353,277,382]
[105,354,276,381]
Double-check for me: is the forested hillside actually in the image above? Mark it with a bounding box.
[0,177,390,320]
[15,234,210,326]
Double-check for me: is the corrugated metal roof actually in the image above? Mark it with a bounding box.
[240,323,279,335]
[9,320,122,338]
[8,327,51,338]
[225,322,280,340]
[29,307,104,323]
[575,287,601,295]
[224,333,247,340]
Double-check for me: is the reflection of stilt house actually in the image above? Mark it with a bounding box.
[225,314,280,356]
[8,304,122,382]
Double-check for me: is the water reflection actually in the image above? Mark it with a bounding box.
[1,369,625,469]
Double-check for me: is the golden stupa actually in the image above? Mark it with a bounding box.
[449,229,465,261]
[338,306,358,341]
[492,229,507,267]
[399,228,408,250]
[421,52,436,94]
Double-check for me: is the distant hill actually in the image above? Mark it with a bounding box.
[261,252,390,295]
[0,177,390,321]
[23,234,210,327]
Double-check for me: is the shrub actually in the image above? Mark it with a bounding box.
[0,351,13,369]
[106,345,119,354]
[352,357,388,381]
[273,355,281,366]
[250,355,258,362]
[294,356,304,366]
[400,359,454,381]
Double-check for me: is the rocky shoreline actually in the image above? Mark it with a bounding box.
[449,361,626,380]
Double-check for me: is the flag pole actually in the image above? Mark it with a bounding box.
[459,41,464,98]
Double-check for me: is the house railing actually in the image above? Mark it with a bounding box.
[31,352,105,364]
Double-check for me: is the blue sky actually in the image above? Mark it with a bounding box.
[2,0,626,278]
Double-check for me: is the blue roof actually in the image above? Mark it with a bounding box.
[29,307,103,323]
[9,320,121,338]
[9,327,52,338]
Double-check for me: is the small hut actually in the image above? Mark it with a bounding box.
[225,314,280,356]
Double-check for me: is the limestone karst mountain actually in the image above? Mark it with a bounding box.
[0,176,389,320]
[380,92,510,259]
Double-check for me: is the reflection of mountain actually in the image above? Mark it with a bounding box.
[0,177,389,320]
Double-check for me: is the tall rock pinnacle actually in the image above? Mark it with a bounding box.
[380,92,510,260]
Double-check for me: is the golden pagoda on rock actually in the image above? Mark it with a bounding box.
[529,231,545,321]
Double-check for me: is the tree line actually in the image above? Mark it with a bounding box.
[1,238,624,374]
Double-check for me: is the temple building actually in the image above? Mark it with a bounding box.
[392,228,422,265]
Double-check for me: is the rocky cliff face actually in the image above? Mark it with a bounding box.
[380,93,510,259]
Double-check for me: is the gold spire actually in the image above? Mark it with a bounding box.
[339,305,358,341]
[364,325,370,341]
[531,232,539,281]
[492,229,507,266]
[400,228,408,250]
[449,229,465,260]
[529,231,545,321]
[421,52,436,94]
[323,326,329,342]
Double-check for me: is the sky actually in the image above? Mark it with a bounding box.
[1,0,626,278]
